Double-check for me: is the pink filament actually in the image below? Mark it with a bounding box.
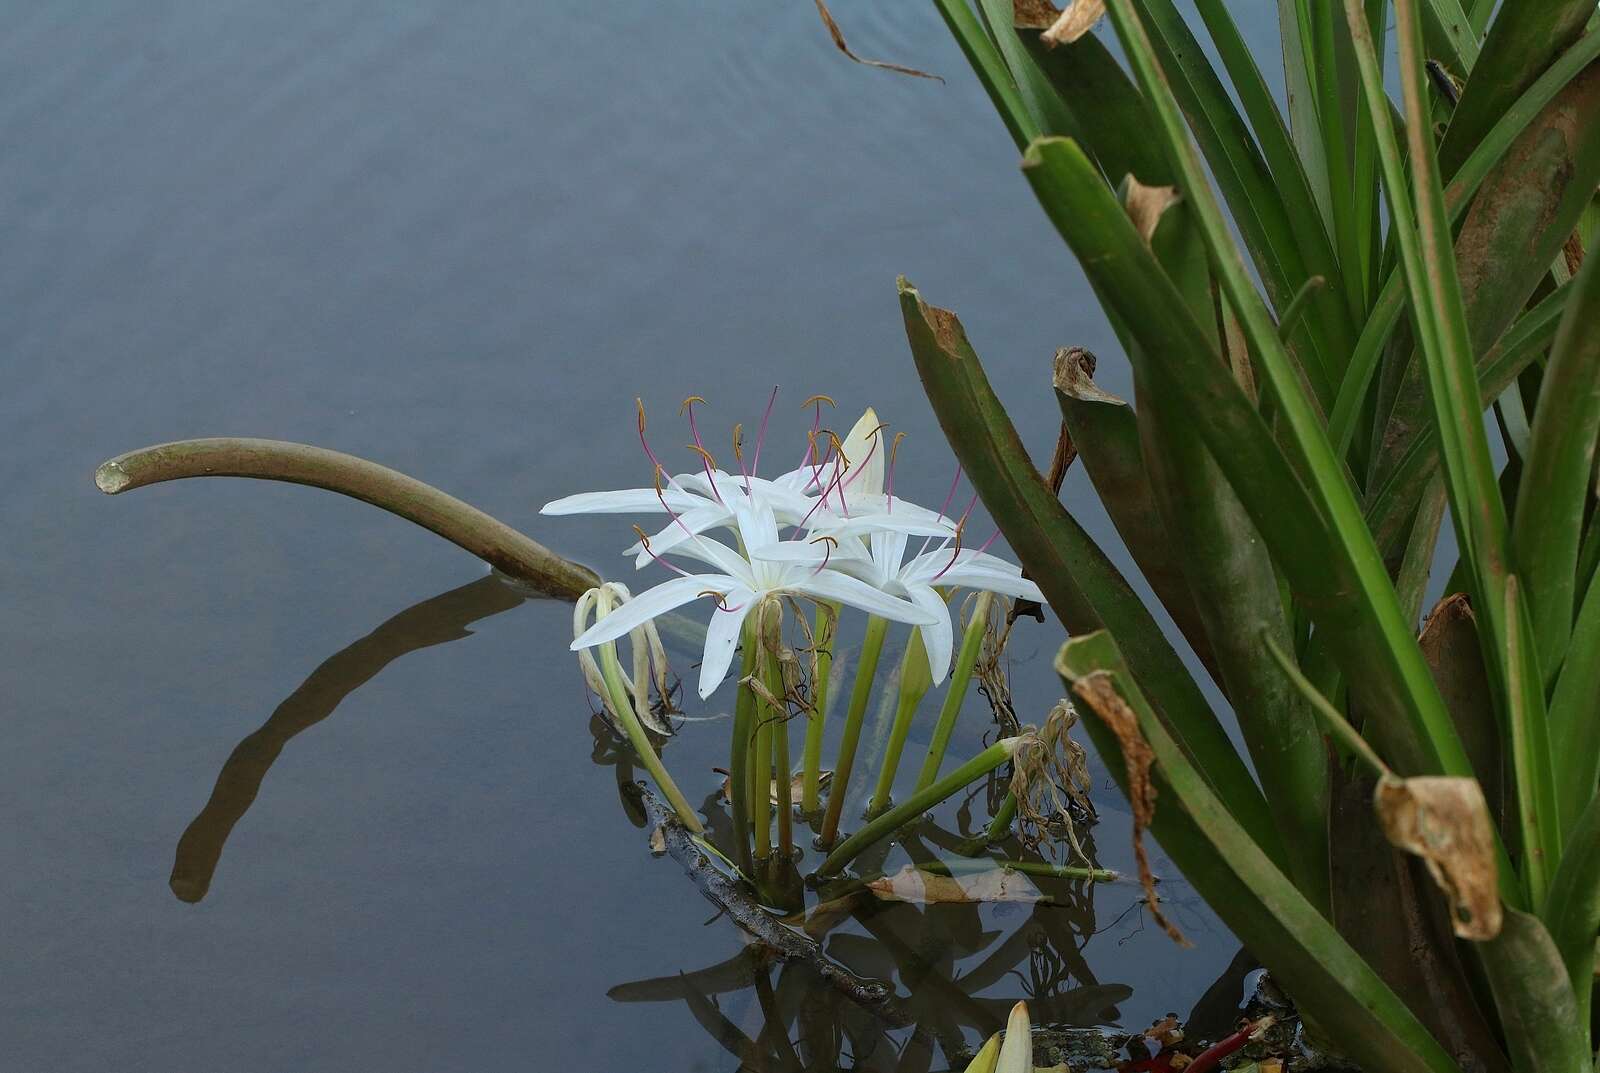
[751,386,778,478]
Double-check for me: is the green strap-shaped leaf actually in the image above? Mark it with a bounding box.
[1052,350,1216,680]
[930,0,1036,150]
[1509,245,1600,676]
[1347,0,1513,658]
[1543,792,1600,1035]
[972,0,1080,144]
[1550,567,1600,834]
[1017,26,1175,188]
[1121,0,1349,406]
[1139,196,1330,906]
[1057,631,1458,1073]
[1437,1,1596,179]
[1369,58,1600,507]
[1364,282,1571,555]
[1330,25,1600,465]
[1503,576,1558,905]
[1476,906,1589,1073]
[899,278,1283,863]
[1020,134,1477,797]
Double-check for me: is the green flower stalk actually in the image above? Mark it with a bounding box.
[800,601,839,814]
[819,615,890,847]
[868,627,935,815]
[759,603,795,858]
[915,592,993,792]
[817,735,1025,875]
[728,619,760,872]
[594,636,702,833]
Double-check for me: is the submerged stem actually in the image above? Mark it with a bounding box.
[596,643,702,833]
[820,616,891,847]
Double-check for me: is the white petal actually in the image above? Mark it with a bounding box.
[927,561,1045,602]
[697,589,756,698]
[908,586,955,684]
[542,487,703,515]
[791,568,938,626]
[732,497,781,554]
[839,408,885,497]
[815,511,957,540]
[629,504,736,566]
[570,574,732,650]
[662,534,757,586]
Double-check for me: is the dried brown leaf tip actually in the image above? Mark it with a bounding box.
[1375,775,1502,941]
[1052,346,1123,405]
[1123,177,1181,245]
[1041,0,1106,46]
[1072,672,1190,946]
[1013,0,1062,29]
[812,0,942,82]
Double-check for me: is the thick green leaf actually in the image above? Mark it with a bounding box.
[1371,60,1600,505]
[1057,631,1459,1073]
[1437,1,1596,179]
[1325,763,1514,1071]
[1116,0,1349,404]
[1503,575,1558,908]
[1189,0,1352,344]
[1347,0,1513,668]
[930,0,1036,150]
[972,0,1079,143]
[1021,134,1476,792]
[1544,792,1600,1028]
[1052,348,1216,678]
[1365,282,1572,555]
[1550,567,1600,834]
[1017,25,1174,187]
[1139,197,1329,905]
[1331,24,1600,466]
[1476,907,1588,1073]
[899,277,1283,860]
[1509,245,1600,675]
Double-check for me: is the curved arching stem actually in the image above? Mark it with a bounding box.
[95,437,599,599]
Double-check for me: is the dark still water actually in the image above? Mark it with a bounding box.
[3,3,1259,1069]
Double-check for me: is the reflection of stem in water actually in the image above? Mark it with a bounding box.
[168,575,527,903]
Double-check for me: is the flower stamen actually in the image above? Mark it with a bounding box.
[732,422,749,494]
[751,385,778,478]
[808,534,839,575]
[633,525,694,577]
[885,431,907,513]
[683,443,723,505]
[699,589,744,614]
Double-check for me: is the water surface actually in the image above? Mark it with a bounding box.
[2,3,1256,1068]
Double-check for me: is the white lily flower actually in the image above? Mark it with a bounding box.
[570,500,939,699]
[757,529,1042,685]
[542,400,955,568]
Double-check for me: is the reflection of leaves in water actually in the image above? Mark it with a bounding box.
[168,575,527,903]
